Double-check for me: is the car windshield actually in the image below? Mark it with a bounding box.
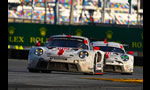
[96,46,125,54]
[45,37,88,49]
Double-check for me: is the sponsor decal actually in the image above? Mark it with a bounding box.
[40,27,47,36]
[8,26,15,35]
[57,47,70,51]
[105,52,111,55]
[106,30,113,39]
[88,67,93,70]
[82,64,86,67]
[75,29,83,36]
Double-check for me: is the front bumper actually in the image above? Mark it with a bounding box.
[104,64,133,74]
[28,58,86,73]
[104,65,123,72]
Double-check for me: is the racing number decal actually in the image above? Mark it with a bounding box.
[57,49,64,56]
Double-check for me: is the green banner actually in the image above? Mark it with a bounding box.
[8,23,143,51]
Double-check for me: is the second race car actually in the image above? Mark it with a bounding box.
[91,39,134,75]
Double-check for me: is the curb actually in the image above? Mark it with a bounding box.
[80,77,143,83]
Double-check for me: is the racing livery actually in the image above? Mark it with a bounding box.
[91,39,134,74]
[28,35,105,74]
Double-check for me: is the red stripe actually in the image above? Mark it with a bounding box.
[95,72,103,75]
[66,35,72,37]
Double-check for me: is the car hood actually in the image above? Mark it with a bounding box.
[106,52,123,61]
[45,47,82,58]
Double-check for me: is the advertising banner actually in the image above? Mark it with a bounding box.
[8,23,143,51]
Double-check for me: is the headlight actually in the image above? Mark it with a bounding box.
[78,51,89,59]
[120,55,129,61]
[34,48,43,56]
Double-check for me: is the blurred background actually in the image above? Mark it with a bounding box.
[8,0,143,25]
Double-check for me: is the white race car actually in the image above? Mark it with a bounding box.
[91,39,134,75]
[28,35,105,74]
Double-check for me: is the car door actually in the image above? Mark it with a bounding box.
[94,52,104,74]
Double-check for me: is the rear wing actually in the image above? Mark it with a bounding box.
[90,38,131,49]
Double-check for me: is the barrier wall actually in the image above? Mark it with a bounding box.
[8,23,143,66]
[8,23,143,51]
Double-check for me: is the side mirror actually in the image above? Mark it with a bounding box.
[128,51,134,55]
[93,46,100,50]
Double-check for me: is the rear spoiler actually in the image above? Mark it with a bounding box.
[89,38,129,47]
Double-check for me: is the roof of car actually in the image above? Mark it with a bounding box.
[92,41,123,49]
[51,35,89,40]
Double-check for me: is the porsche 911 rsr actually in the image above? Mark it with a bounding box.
[91,40,134,75]
[28,35,105,74]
